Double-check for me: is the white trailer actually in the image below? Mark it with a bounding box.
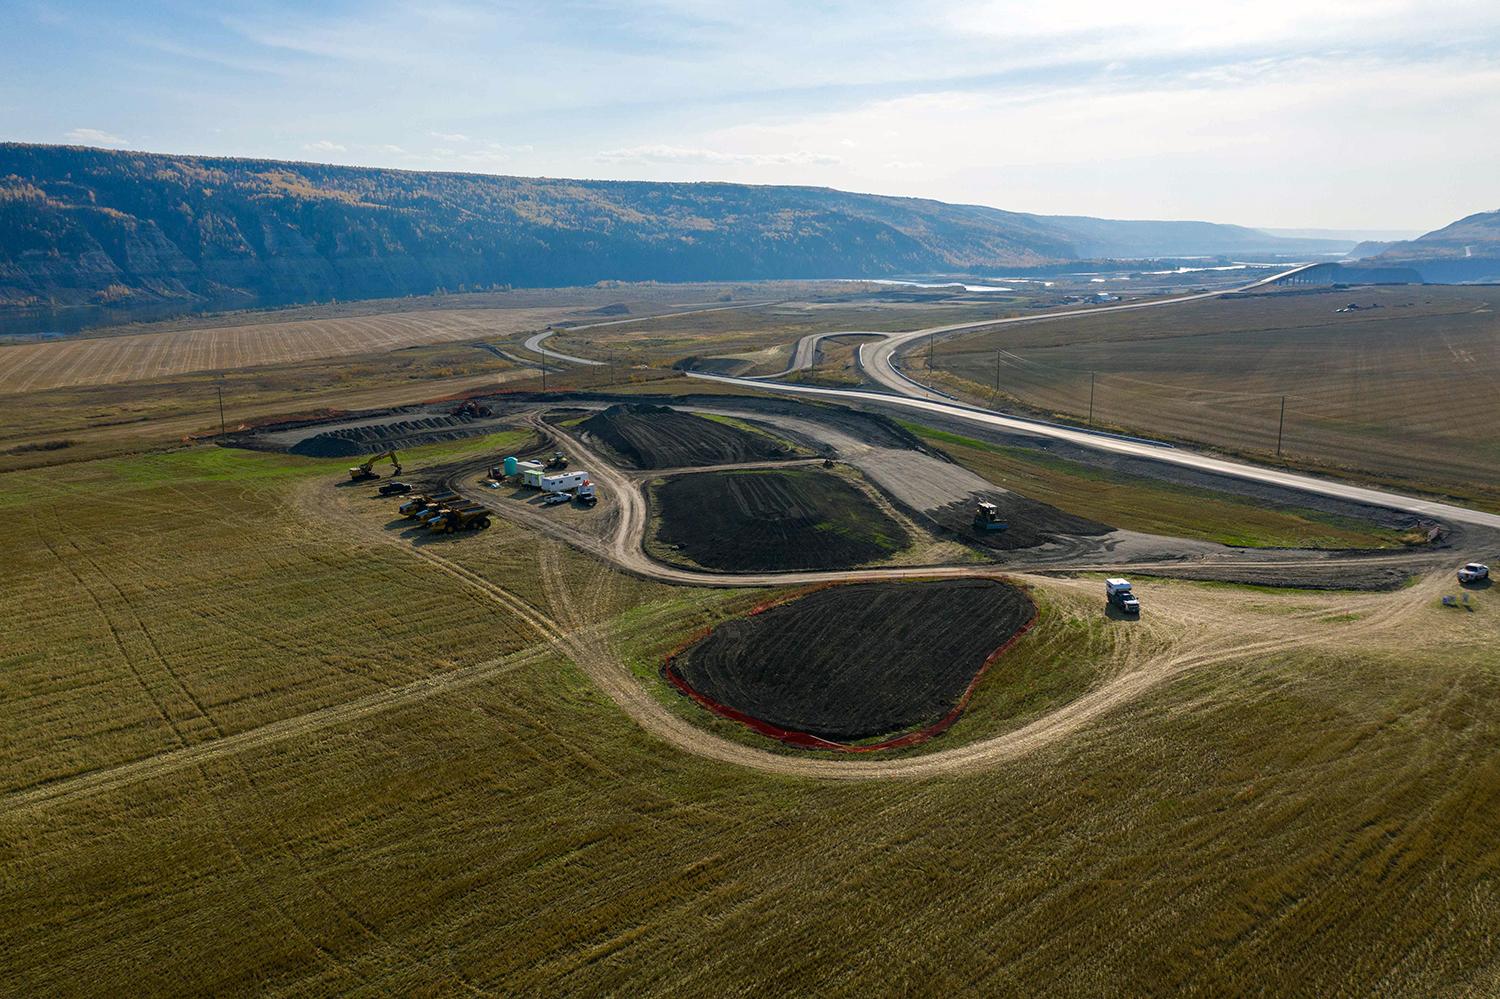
[540,471,589,493]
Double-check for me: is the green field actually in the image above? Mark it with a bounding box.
[923,286,1500,508]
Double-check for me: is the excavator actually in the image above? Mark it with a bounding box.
[348,450,402,482]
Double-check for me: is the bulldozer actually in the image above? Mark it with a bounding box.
[545,451,569,470]
[973,500,1008,532]
[426,505,492,533]
[349,450,401,482]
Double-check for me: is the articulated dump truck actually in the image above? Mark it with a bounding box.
[395,491,490,533]
[399,491,459,520]
[426,505,491,533]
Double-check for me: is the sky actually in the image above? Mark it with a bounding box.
[2,0,1498,232]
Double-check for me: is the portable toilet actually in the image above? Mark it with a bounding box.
[503,455,519,478]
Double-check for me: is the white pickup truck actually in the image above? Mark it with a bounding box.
[1106,578,1141,614]
[1458,563,1490,584]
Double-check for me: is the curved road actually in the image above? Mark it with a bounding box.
[524,300,777,367]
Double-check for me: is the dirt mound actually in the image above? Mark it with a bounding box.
[670,579,1035,744]
[652,468,909,572]
[579,403,794,469]
[927,493,1111,551]
[289,415,489,457]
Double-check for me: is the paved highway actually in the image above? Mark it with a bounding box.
[681,266,1500,532]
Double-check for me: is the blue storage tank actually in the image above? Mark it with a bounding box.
[503,456,519,478]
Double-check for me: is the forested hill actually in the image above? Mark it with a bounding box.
[0,143,1342,315]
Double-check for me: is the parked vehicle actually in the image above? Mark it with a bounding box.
[542,492,571,506]
[576,480,598,505]
[1458,562,1490,584]
[1106,578,1140,614]
[378,480,413,496]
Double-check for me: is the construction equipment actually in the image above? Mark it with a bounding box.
[1106,578,1141,615]
[348,450,401,482]
[378,480,413,496]
[545,451,569,470]
[451,399,494,418]
[399,491,458,519]
[973,501,1008,532]
[427,505,491,532]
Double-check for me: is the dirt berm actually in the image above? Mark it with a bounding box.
[671,579,1035,743]
[578,403,796,469]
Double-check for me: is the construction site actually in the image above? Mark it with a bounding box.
[5,273,1500,997]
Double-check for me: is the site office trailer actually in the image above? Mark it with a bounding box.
[540,471,589,493]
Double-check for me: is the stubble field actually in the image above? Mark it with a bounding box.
[924,286,1500,507]
[3,435,1500,994]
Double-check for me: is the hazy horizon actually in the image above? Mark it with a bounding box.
[4,1,1498,232]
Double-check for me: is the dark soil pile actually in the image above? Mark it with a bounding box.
[654,469,909,571]
[673,579,1035,742]
[928,493,1111,551]
[288,415,489,458]
[579,403,794,469]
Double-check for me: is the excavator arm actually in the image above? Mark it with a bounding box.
[348,450,402,481]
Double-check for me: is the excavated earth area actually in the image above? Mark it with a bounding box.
[576,403,799,469]
[235,407,520,457]
[670,579,1036,744]
[652,468,910,572]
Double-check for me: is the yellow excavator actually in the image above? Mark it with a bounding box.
[348,450,402,482]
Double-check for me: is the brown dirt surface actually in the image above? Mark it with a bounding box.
[577,403,795,469]
[0,307,570,393]
[671,579,1035,742]
[652,467,910,572]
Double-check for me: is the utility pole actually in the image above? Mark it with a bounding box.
[1276,395,1286,459]
[1087,371,1095,428]
[993,349,1000,406]
[541,331,548,393]
[216,382,226,436]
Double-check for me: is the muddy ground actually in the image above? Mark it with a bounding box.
[652,468,910,572]
[672,579,1035,742]
[575,403,798,469]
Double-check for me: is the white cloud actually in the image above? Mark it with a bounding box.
[303,139,347,153]
[64,128,129,147]
[430,131,469,143]
[596,145,840,167]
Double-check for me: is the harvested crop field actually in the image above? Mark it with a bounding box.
[577,403,797,469]
[652,468,909,571]
[669,579,1036,745]
[0,307,561,393]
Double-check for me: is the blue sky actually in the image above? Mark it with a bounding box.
[3,0,1498,231]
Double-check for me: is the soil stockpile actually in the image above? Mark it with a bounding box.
[579,403,794,469]
[653,468,909,571]
[287,415,498,458]
[928,493,1111,551]
[672,579,1035,743]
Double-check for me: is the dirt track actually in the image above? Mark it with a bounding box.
[7,459,1469,811]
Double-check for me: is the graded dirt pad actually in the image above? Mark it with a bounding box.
[577,403,796,469]
[653,468,909,572]
[671,579,1035,743]
[928,492,1111,550]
